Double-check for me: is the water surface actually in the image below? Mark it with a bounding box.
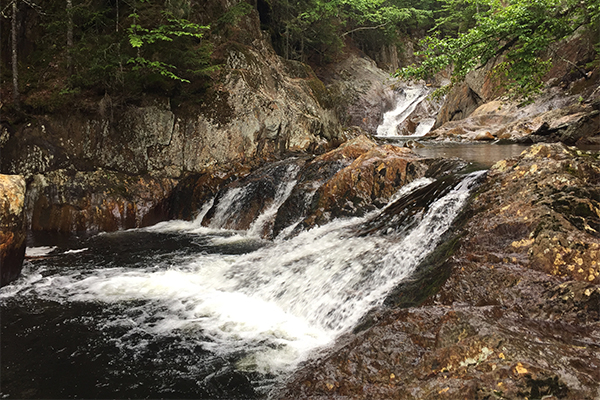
[1,172,484,399]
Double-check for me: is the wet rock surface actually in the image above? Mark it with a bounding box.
[0,175,27,287]
[321,55,398,134]
[28,170,176,233]
[301,144,428,227]
[272,136,466,237]
[201,158,306,232]
[176,135,466,239]
[278,143,600,399]
[272,135,377,237]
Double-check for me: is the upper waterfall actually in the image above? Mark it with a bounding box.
[376,83,442,138]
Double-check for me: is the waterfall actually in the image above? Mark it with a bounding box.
[0,169,484,398]
[376,83,441,137]
[201,161,301,235]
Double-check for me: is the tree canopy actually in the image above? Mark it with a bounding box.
[398,0,600,98]
[267,0,438,62]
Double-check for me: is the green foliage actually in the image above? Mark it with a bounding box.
[269,0,435,62]
[10,0,217,109]
[127,10,210,83]
[398,0,600,99]
[216,1,253,26]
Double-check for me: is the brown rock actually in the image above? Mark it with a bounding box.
[0,174,27,287]
[303,144,429,227]
[272,135,379,237]
[29,170,176,233]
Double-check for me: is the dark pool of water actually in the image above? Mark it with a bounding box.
[1,231,270,399]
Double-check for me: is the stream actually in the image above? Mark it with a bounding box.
[1,166,487,399]
[1,83,524,399]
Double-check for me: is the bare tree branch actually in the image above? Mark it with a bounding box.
[341,22,388,37]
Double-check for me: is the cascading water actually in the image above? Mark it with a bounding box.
[376,83,440,137]
[0,168,484,399]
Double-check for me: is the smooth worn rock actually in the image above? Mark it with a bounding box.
[434,82,484,128]
[0,174,27,287]
[302,144,429,227]
[323,54,398,135]
[272,135,378,238]
[429,91,600,145]
[279,143,600,400]
[28,170,176,233]
[434,28,598,131]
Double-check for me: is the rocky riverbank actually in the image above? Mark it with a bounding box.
[425,28,600,145]
[0,175,27,287]
[277,143,600,399]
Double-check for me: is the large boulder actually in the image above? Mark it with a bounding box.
[279,143,600,399]
[301,144,429,228]
[323,54,397,134]
[27,170,176,233]
[0,174,27,287]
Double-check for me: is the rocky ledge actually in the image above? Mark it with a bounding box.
[27,170,176,233]
[278,143,600,400]
[0,175,27,287]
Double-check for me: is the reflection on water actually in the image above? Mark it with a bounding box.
[386,140,599,168]
[413,143,531,167]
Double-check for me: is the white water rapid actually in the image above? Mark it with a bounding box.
[1,170,484,397]
[376,83,438,137]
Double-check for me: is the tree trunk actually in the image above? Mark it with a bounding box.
[11,0,19,109]
[67,0,73,72]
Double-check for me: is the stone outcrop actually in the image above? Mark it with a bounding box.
[432,27,600,143]
[272,135,378,237]
[274,135,465,235]
[279,143,600,399]
[176,135,466,239]
[301,144,429,227]
[428,92,600,144]
[1,8,343,181]
[0,174,27,287]
[1,47,342,180]
[0,0,351,247]
[434,81,485,128]
[189,135,435,236]
[27,170,176,233]
[322,54,398,134]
